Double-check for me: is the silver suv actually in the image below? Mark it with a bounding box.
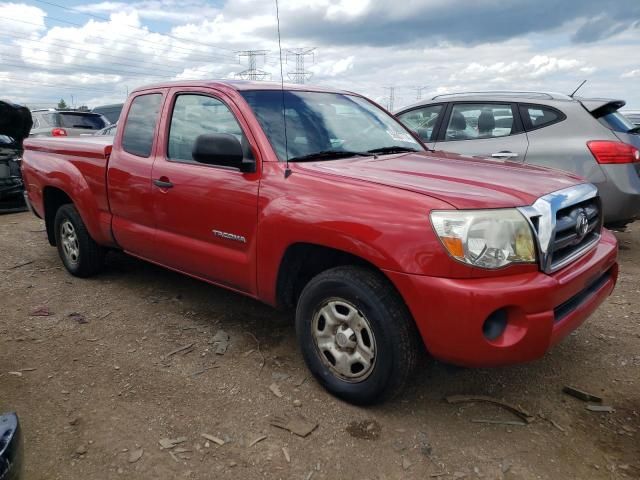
[30,109,109,137]
[396,91,640,228]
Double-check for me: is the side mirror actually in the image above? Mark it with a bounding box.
[192,133,255,172]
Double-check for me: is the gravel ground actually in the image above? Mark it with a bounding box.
[1,211,638,480]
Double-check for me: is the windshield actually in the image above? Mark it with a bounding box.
[241,90,424,161]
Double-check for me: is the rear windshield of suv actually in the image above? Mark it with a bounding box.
[597,111,638,134]
[46,113,108,130]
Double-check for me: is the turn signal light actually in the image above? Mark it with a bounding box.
[51,128,68,136]
[587,141,640,164]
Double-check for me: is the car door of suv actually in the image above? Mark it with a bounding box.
[149,88,261,295]
[433,102,528,161]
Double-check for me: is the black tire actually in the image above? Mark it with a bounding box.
[54,204,105,277]
[295,266,420,405]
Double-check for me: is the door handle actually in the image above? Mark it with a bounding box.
[491,151,519,159]
[153,178,174,189]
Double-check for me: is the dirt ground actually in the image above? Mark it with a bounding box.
[1,211,638,480]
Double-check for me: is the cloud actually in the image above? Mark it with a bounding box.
[0,2,46,35]
[75,0,222,24]
[622,69,640,79]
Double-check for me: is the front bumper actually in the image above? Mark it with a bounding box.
[0,413,22,480]
[386,230,618,367]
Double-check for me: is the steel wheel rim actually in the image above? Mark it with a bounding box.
[60,220,80,265]
[311,298,377,382]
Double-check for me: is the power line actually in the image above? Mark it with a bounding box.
[285,47,315,84]
[0,54,179,81]
[32,0,239,55]
[235,50,270,81]
[3,30,205,77]
[0,76,119,94]
[0,15,238,62]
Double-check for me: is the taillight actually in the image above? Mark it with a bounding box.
[51,128,67,137]
[587,141,640,164]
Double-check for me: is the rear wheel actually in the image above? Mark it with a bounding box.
[295,266,420,405]
[54,204,105,277]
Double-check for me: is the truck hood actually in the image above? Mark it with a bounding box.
[299,151,584,209]
[0,101,32,146]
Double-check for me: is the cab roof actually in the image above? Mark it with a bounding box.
[132,79,350,95]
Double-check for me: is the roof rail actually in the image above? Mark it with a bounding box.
[431,91,572,101]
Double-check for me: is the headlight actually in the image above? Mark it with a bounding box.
[430,209,536,269]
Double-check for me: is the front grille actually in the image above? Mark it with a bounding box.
[518,184,601,274]
[549,197,601,271]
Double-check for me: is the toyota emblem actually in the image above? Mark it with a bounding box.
[575,211,589,241]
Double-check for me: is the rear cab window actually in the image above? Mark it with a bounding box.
[397,105,443,142]
[597,111,638,134]
[122,93,163,157]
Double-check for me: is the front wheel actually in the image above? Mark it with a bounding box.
[295,266,420,405]
[54,204,105,277]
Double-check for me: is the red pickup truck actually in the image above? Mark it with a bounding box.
[22,81,618,404]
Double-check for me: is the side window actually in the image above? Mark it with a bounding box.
[397,105,443,141]
[520,105,563,130]
[32,117,40,129]
[168,94,245,165]
[122,93,163,157]
[445,104,514,141]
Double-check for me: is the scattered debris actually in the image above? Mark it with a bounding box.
[417,431,432,456]
[191,365,218,376]
[471,419,527,427]
[30,306,52,317]
[538,413,566,432]
[68,312,88,324]
[9,260,33,270]
[210,330,230,355]
[20,367,37,372]
[293,376,308,387]
[272,372,291,382]
[128,448,144,463]
[7,371,22,377]
[269,383,284,398]
[402,457,412,470]
[200,433,225,446]
[159,437,187,449]
[247,434,267,447]
[562,386,603,403]
[99,312,113,320]
[346,419,381,440]
[445,395,534,424]
[586,405,615,413]
[270,414,318,438]
[282,447,290,463]
[164,343,195,359]
[75,444,88,455]
[244,332,265,371]
[293,399,302,408]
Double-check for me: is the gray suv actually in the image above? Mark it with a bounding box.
[396,91,640,228]
[30,109,109,137]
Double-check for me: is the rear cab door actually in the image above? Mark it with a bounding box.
[108,89,166,258]
[432,102,529,161]
[148,86,261,294]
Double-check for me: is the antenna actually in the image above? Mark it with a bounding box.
[274,0,291,178]
[569,79,587,98]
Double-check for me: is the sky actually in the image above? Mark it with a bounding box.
[0,0,639,111]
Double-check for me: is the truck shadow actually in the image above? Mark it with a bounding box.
[101,249,607,413]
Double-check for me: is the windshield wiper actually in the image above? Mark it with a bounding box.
[288,150,372,162]
[628,126,640,134]
[367,146,419,155]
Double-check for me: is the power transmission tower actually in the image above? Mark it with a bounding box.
[413,86,429,100]
[236,50,270,80]
[383,86,396,111]
[285,47,316,84]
